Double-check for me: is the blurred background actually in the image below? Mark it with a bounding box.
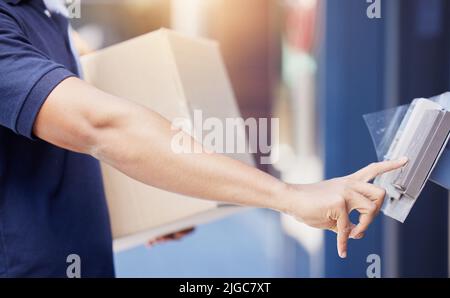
[72,0,450,277]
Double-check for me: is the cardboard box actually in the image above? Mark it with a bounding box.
[81,29,254,251]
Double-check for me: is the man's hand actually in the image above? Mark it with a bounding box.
[280,158,407,258]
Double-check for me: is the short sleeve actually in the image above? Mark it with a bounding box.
[0,9,75,139]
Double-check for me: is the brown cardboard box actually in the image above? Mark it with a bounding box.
[81,29,254,251]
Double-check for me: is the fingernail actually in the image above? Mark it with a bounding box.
[339,251,347,258]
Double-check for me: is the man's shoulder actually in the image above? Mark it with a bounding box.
[0,1,17,16]
[0,0,12,9]
[0,0,20,7]
[0,1,9,10]
[0,1,22,28]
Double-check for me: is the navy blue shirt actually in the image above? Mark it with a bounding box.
[0,0,114,277]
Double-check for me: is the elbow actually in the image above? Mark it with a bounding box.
[58,117,104,157]
[40,105,119,158]
[79,104,146,166]
[77,112,120,161]
[33,77,137,160]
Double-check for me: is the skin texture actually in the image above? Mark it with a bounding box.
[34,77,407,258]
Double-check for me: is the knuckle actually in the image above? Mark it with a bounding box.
[341,187,351,199]
[336,177,348,187]
[344,178,355,187]
[369,162,379,171]
[371,186,386,200]
[335,198,347,210]
[378,188,386,198]
[367,202,377,213]
[341,180,354,194]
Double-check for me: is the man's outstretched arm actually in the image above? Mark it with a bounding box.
[34,77,407,258]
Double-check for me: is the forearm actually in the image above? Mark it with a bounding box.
[35,77,287,212]
[35,77,405,258]
[97,106,286,210]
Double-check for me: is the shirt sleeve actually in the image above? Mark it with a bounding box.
[0,9,75,139]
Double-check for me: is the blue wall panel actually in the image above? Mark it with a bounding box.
[320,0,450,277]
[395,0,449,277]
[319,0,387,277]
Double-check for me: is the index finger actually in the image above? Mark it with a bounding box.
[350,157,408,182]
